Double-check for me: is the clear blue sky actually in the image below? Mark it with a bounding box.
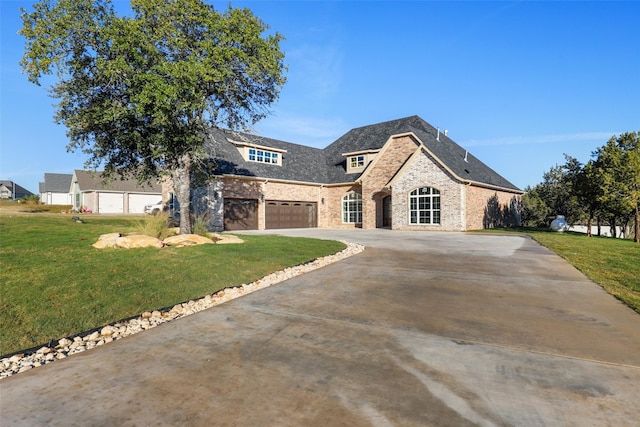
[2,1,639,195]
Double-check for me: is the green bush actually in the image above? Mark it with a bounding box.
[135,212,175,240]
[20,195,42,205]
[192,212,211,237]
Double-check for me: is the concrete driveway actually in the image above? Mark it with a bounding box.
[1,229,639,426]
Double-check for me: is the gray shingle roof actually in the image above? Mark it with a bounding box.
[42,173,73,192]
[74,170,161,193]
[0,180,34,197]
[205,116,521,192]
[206,128,328,183]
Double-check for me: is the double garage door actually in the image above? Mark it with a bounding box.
[224,199,317,230]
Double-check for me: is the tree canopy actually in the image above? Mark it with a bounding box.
[20,0,287,233]
[521,132,639,242]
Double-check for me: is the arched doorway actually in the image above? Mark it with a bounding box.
[382,195,392,227]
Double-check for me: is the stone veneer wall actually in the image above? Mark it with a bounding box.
[191,179,224,231]
[392,152,465,231]
[361,135,419,229]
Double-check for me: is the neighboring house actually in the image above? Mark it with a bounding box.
[71,170,162,214]
[0,180,34,200]
[180,115,523,231]
[39,173,73,205]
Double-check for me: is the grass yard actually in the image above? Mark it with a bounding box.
[0,213,345,356]
[477,228,640,313]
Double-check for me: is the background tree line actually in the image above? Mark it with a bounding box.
[521,132,639,243]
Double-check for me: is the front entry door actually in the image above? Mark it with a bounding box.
[383,196,392,227]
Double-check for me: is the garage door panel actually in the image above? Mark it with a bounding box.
[266,201,316,229]
[129,194,161,214]
[98,193,124,214]
[224,199,258,230]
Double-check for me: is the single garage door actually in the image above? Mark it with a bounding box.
[98,192,124,214]
[224,198,258,230]
[265,201,317,229]
[128,194,161,214]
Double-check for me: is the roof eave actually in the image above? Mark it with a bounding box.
[219,173,324,187]
[464,180,524,194]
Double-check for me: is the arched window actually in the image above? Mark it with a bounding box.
[409,187,440,224]
[342,192,362,223]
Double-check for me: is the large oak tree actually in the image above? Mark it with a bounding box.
[20,0,286,233]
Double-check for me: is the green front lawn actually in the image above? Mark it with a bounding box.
[476,228,640,313]
[0,214,345,356]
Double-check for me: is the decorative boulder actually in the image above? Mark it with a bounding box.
[115,235,164,249]
[208,233,244,244]
[163,234,214,247]
[92,233,122,249]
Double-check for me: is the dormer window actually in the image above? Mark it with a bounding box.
[249,148,279,164]
[343,149,379,173]
[229,138,286,166]
[350,155,365,168]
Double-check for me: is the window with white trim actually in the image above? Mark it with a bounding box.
[342,192,362,223]
[248,148,279,164]
[409,187,441,224]
[350,155,365,168]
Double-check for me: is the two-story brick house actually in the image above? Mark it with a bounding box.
[177,115,523,231]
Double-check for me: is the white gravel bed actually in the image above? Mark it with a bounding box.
[0,242,364,379]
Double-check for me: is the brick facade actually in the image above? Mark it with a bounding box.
[465,185,521,230]
[360,135,419,229]
[323,184,362,229]
[175,161,521,232]
[392,151,465,231]
[167,117,523,232]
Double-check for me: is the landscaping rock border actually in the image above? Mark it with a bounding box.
[92,232,243,249]
[0,242,365,379]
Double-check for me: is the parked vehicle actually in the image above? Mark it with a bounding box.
[144,201,163,215]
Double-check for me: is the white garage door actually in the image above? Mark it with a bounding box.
[47,192,72,205]
[98,193,124,214]
[128,194,162,214]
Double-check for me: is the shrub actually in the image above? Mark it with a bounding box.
[21,195,42,204]
[135,212,175,240]
[192,212,211,237]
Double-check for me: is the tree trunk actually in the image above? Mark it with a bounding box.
[635,202,639,243]
[586,215,592,237]
[610,217,617,238]
[171,154,193,235]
